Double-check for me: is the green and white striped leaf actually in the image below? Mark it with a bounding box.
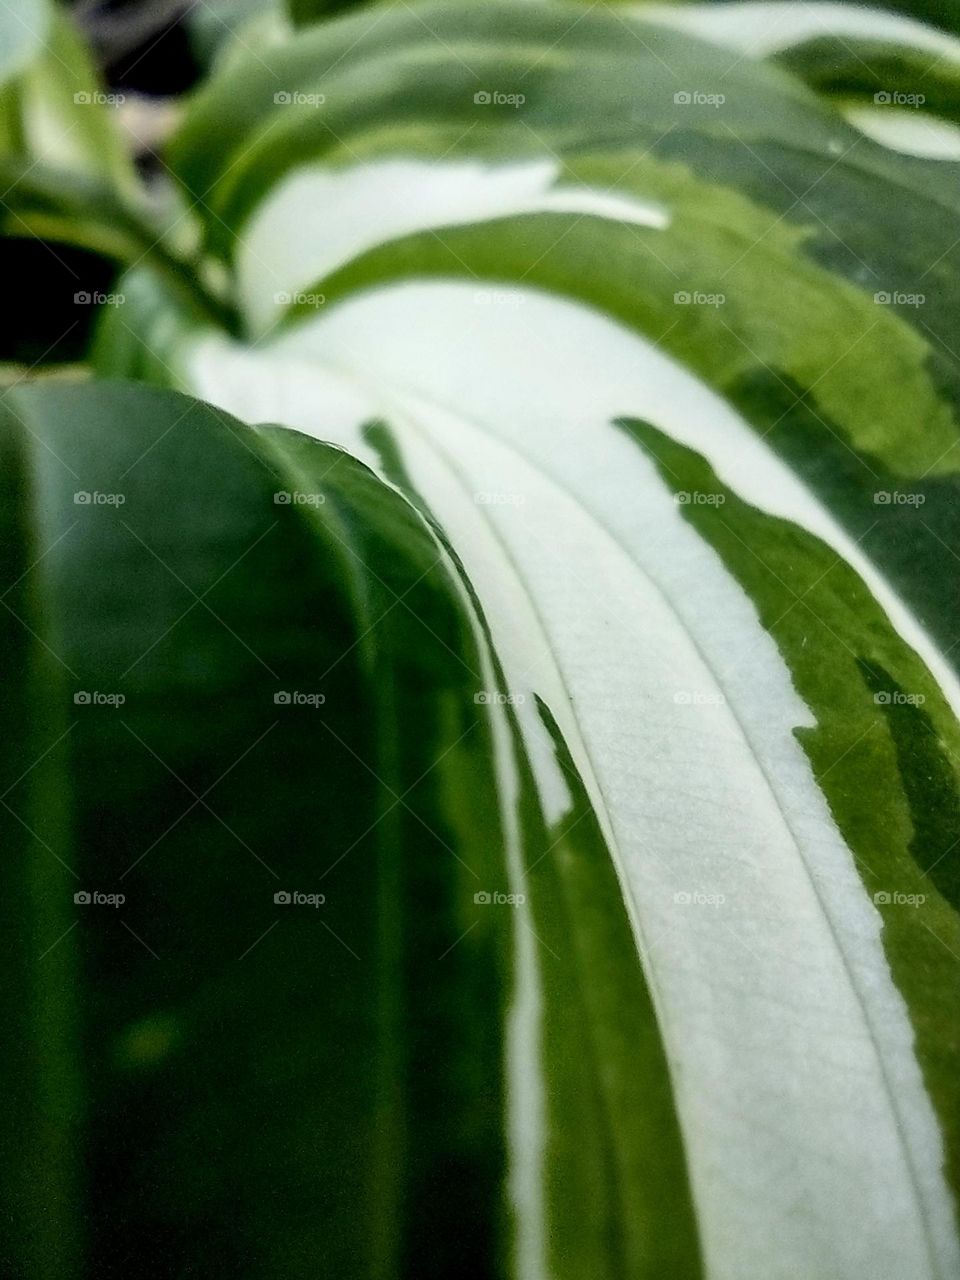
[7,0,960,1277]
[7,380,697,1278]
[170,275,960,1280]
[642,2,960,154]
[155,0,960,676]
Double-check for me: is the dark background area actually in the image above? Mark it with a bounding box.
[72,0,200,96]
[1,1,201,368]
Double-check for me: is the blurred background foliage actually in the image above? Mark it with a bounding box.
[3,0,959,364]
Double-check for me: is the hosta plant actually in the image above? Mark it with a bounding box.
[3,1,960,1278]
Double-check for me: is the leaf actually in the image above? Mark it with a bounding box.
[165,276,960,1278]
[642,2,960,149]
[289,0,375,27]
[0,10,238,357]
[15,10,137,192]
[157,0,960,681]
[1,379,700,1279]
[9,1,960,1276]
[0,0,50,91]
[187,0,289,69]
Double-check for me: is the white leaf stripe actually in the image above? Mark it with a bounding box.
[362,420,703,1278]
[639,1,960,61]
[240,158,667,333]
[197,279,960,724]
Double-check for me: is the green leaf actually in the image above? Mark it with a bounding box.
[1,379,699,1278]
[10,0,960,1275]
[158,2,960,670]
[15,11,136,192]
[168,274,960,1275]
[0,12,233,352]
[187,0,289,69]
[755,0,960,40]
[289,0,377,27]
[642,2,960,151]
